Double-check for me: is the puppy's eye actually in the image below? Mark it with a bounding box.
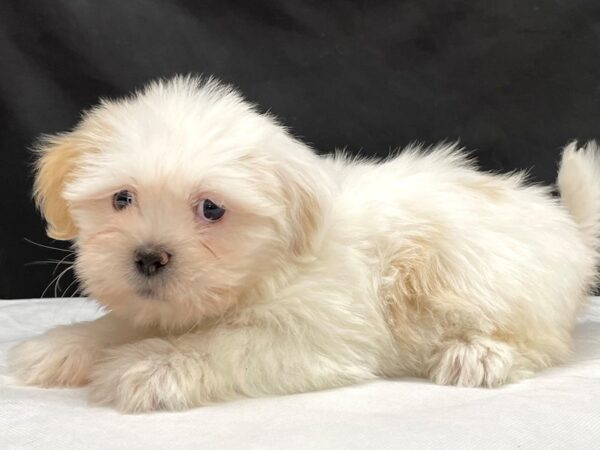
[197,199,225,222]
[113,190,135,211]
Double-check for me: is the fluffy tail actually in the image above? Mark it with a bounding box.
[558,141,600,252]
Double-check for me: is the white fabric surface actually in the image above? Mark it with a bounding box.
[1,298,599,450]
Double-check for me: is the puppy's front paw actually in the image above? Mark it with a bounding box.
[8,327,101,387]
[427,337,514,388]
[89,338,203,413]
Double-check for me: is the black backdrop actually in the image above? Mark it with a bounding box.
[1,0,599,299]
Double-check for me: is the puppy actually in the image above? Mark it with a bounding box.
[9,76,600,413]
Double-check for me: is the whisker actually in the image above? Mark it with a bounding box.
[24,260,75,266]
[24,237,73,253]
[40,265,73,298]
[62,278,80,298]
[200,240,218,258]
[179,313,204,336]
[52,252,76,275]
[54,265,73,298]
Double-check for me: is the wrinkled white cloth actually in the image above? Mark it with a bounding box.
[1,297,599,450]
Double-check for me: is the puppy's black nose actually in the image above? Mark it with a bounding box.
[134,248,171,277]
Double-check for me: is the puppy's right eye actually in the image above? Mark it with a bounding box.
[113,190,135,211]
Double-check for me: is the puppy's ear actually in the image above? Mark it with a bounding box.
[33,133,82,240]
[276,149,331,256]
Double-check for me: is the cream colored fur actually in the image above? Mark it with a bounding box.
[8,77,600,412]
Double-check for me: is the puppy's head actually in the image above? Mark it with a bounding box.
[34,77,330,329]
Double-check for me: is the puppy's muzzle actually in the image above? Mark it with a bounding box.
[134,247,171,277]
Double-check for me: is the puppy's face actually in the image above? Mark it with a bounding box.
[34,78,327,329]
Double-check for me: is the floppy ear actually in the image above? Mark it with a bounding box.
[275,148,331,256]
[33,134,82,240]
[285,174,325,255]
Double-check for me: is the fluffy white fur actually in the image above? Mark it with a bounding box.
[8,76,600,413]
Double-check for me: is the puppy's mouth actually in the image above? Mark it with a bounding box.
[136,286,161,299]
[134,278,169,300]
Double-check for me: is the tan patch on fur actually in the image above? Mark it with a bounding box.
[379,233,446,371]
[380,227,499,375]
[382,233,443,319]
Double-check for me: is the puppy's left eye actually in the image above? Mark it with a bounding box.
[197,199,225,222]
[113,190,135,211]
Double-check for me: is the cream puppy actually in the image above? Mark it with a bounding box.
[9,77,600,413]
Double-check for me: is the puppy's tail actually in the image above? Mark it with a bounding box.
[558,140,600,253]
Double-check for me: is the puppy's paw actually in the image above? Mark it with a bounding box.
[8,327,101,387]
[427,337,514,388]
[89,338,203,413]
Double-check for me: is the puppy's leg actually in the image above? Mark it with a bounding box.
[89,326,376,413]
[8,314,146,387]
[426,336,518,388]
